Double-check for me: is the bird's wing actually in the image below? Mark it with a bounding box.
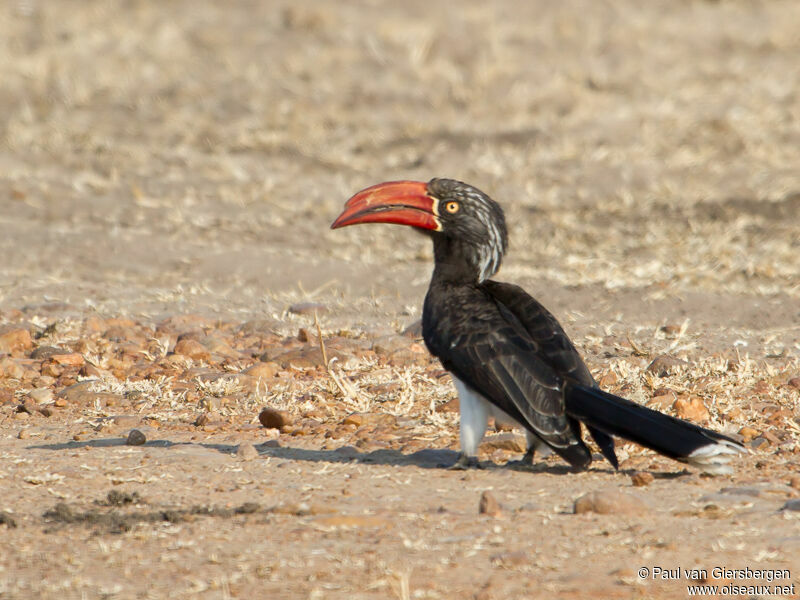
[481,280,619,467]
[481,280,595,386]
[423,284,588,458]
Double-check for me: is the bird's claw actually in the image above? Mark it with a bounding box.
[506,448,536,470]
[449,454,483,470]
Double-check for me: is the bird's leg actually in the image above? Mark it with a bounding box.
[450,378,489,471]
[507,432,550,469]
[506,447,536,469]
[449,452,483,470]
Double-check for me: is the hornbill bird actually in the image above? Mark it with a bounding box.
[331,178,745,474]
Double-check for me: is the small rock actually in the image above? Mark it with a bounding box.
[479,491,502,517]
[789,476,800,490]
[297,327,315,343]
[341,413,363,427]
[194,413,215,427]
[288,302,328,315]
[660,324,682,335]
[787,377,800,389]
[18,428,31,439]
[574,490,649,515]
[237,442,259,461]
[630,471,654,487]
[30,346,69,360]
[738,426,761,442]
[259,407,291,431]
[0,328,33,354]
[126,429,147,446]
[482,432,527,453]
[19,398,40,416]
[40,362,64,378]
[438,397,460,413]
[245,362,279,379]
[673,397,709,423]
[649,393,674,409]
[0,359,25,379]
[49,353,85,367]
[782,499,800,512]
[646,355,689,377]
[598,371,617,388]
[0,512,18,528]
[28,388,54,404]
[749,437,770,450]
[80,363,105,378]
[172,339,210,361]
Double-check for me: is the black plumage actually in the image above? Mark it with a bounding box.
[333,177,745,473]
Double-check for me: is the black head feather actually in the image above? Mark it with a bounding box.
[426,178,508,283]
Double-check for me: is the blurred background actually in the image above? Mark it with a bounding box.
[1,0,798,345]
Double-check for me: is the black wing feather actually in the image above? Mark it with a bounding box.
[423,280,592,466]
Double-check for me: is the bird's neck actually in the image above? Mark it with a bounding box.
[431,236,501,285]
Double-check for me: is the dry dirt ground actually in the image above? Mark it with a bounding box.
[1,1,800,599]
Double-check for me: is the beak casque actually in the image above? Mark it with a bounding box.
[330,180,441,231]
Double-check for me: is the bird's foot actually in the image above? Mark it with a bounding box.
[506,448,536,470]
[449,453,483,470]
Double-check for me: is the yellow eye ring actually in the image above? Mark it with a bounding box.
[444,201,460,214]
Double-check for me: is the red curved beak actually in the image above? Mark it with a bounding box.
[331,180,441,231]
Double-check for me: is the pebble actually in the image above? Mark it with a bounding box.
[782,499,800,512]
[479,491,502,517]
[18,428,31,439]
[574,490,650,515]
[237,442,259,461]
[258,407,292,431]
[245,362,279,379]
[0,359,25,380]
[598,372,617,388]
[789,476,800,490]
[438,397,460,413]
[172,339,210,361]
[645,355,689,377]
[672,396,709,423]
[126,429,147,446]
[738,426,761,442]
[288,302,328,315]
[30,346,69,360]
[788,377,800,389]
[28,388,54,404]
[481,432,526,453]
[49,353,85,367]
[19,398,40,416]
[630,471,654,487]
[0,327,33,354]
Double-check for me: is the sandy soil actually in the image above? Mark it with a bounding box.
[1,1,799,598]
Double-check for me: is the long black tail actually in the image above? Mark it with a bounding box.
[565,383,745,473]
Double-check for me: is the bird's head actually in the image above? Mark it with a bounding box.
[331,178,508,283]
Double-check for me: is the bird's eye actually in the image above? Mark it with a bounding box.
[444,201,460,214]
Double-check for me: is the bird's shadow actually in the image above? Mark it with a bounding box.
[27,438,460,470]
[26,438,690,477]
